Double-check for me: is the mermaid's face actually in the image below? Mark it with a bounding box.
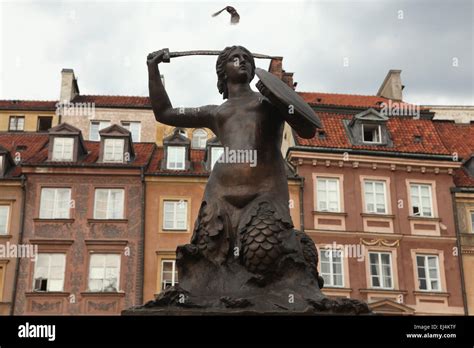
[225,47,253,84]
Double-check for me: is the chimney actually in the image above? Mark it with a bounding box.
[59,68,80,103]
[377,69,403,101]
[268,57,295,88]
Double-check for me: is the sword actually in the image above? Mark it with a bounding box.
[158,48,280,63]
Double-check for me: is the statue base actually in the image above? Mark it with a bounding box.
[122,242,372,316]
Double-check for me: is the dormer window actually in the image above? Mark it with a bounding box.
[48,123,87,162]
[167,146,185,170]
[210,146,224,170]
[104,138,125,163]
[52,137,74,161]
[98,124,134,164]
[192,129,208,149]
[362,124,382,144]
[345,108,391,147]
[162,128,191,171]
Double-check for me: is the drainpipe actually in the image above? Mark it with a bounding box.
[137,167,146,305]
[451,189,469,315]
[11,175,26,315]
[299,176,305,233]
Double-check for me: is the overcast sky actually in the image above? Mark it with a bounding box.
[1,0,473,106]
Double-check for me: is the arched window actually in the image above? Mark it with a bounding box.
[192,129,208,149]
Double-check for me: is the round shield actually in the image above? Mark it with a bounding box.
[255,68,322,130]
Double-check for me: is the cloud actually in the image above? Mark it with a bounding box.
[1,0,472,105]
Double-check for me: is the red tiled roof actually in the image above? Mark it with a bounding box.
[146,148,208,175]
[0,133,49,177]
[71,95,151,108]
[434,122,474,187]
[298,92,390,108]
[295,112,451,156]
[25,140,155,168]
[453,168,474,187]
[0,133,155,175]
[434,122,474,160]
[0,100,57,111]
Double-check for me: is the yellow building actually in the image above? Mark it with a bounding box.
[0,100,58,133]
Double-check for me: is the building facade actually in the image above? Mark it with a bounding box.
[435,121,474,315]
[286,100,465,315]
[6,124,154,315]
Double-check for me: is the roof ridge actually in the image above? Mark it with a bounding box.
[297,91,386,98]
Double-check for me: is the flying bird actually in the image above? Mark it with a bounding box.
[212,6,240,25]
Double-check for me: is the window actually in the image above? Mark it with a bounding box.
[0,155,4,175]
[167,146,185,170]
[317,178,340,212]
[52,137,74,161]
[94,189,124,219]
[410,184,433,217]
[0,205,10,234]
[9,116,24,131]
[362,124,381,143]
[39,188,71,219]
[37,116,53,132]
[192,129,208,149]
[33,253,66,292]
[369,252,393,289]
[103,138,124,163]
[161,259,178,290]
[163,200,187,230]
[470,211,474,233]
[416,255,441,291]
[121,121,141,142]
[320,248,344,287]
[89,121,110,141]
[88,254,121,292]
[210,147,224,170]
[364,180,387,214]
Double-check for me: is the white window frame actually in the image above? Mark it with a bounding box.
[33,253,66,292]
[362,124,382,144]
[9,116,25,131]
[163,200,187,231]
[121,121,141,142]
[0,205,10,235]
[39,188,71,219]
[52,137,74,161]
[93,188,125,219]
[410,183,434,217]
[89,120,110,141]
[416,254,441,292]
[316,177,341,212]
[210,147,224,170]
[103,138,125,163]
[469,211,474,233]
[364,180,387,214]
[88,253,121,292]
[369,251,393,289]
[319,248,344,287]
[161,259,178,290]
[192,129,208,149]
[166,146,186,170]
